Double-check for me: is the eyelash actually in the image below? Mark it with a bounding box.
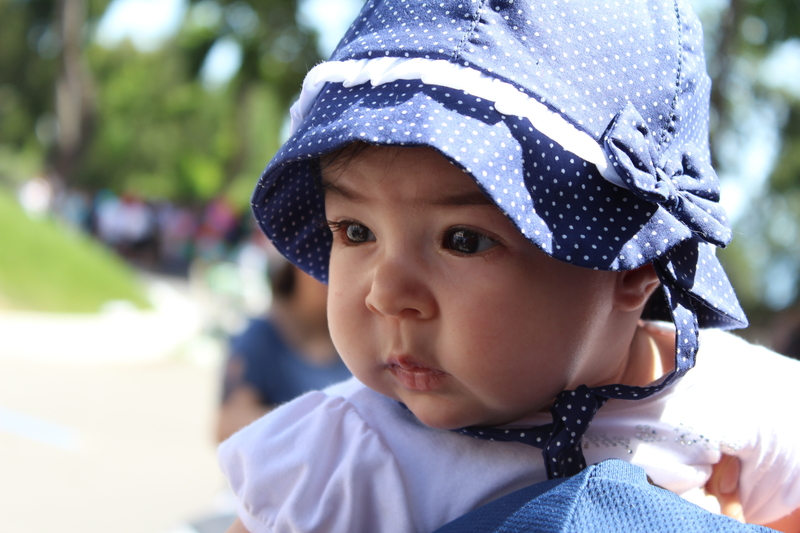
[326,219,347,233]
[326,219,370,246]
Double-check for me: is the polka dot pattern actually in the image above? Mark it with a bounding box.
[249,0,749,479]
[332,0,711,150]
[460,385,607,478]
[255,80,699,274]
[603,101,732,249]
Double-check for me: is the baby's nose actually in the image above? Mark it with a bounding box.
[364,252,437,320]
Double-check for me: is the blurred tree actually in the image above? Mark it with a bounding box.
[77,0,321,206]
[696,0,800,333]
[53,0,97,184]
[79,41,236,201]
[1,0,320,208]
[175,0,322,205]
[0,0,111,184]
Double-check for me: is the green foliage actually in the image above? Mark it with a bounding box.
[0,0,323,312]
[0,0,320,206]
[771,106,800,194]
[0,188,149,313]
[77,41,238,201]
[694,0,800,322]
[0,144,42,187]
[0,2,55,160]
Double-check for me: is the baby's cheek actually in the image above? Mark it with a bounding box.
[327,305,354,355]
[326,286,348,340]
[327,292,371,363]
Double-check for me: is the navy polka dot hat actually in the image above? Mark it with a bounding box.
[251,0,748,478]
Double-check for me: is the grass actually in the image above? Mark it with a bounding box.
[0,188,150,313]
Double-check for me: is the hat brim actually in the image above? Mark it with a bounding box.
[251,79,745,329]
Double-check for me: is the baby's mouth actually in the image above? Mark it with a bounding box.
[386,355,447,392]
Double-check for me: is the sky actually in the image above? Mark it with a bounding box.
[95,0,187,52]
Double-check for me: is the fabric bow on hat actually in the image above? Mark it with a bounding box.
[603,102,731,248]
[253,0,749,482]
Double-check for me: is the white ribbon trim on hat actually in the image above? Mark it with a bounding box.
[290,57,626,187]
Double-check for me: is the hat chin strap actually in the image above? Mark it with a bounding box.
[456,267,698,479]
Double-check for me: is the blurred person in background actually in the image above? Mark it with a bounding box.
[155,200,198,276]
[216,251,351,442]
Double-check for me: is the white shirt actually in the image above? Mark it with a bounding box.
[219,329,800,532]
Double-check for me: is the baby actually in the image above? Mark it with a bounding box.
[219,1,800,531]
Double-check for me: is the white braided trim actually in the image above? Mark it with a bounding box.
[289,57,625,186]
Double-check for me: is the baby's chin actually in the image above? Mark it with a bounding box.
[401,397,544,431]
[367,375,552,429]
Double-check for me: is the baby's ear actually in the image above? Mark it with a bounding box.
[613,265,660,312]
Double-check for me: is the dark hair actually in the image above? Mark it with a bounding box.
[311,141,374,193]
[269,260,296,300]
[640,285,671,322]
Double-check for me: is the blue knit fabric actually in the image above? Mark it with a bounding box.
[433,460,775,533]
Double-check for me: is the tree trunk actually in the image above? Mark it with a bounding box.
[51,0,96,185]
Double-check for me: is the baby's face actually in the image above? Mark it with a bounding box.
[323,146,620,429]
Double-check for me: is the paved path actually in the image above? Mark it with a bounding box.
[0,274,206,364]
[0,274,234,533]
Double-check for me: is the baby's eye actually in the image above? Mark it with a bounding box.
[346,222,374,243]
[328,220,375,244]
[443,228,498,254]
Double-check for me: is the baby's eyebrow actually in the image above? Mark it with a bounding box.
[322,178,493,207]
[429,190,494,206]
[319,178,365,202]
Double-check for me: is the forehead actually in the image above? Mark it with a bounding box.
[320,145,494,206]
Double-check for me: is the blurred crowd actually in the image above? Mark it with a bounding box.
[16,176,273,327]
[18,176,252,273]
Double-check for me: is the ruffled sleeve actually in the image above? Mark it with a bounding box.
[218,382,416,533]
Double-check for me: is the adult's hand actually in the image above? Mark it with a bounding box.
[705,453,745,522]
[707,454,800,532]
